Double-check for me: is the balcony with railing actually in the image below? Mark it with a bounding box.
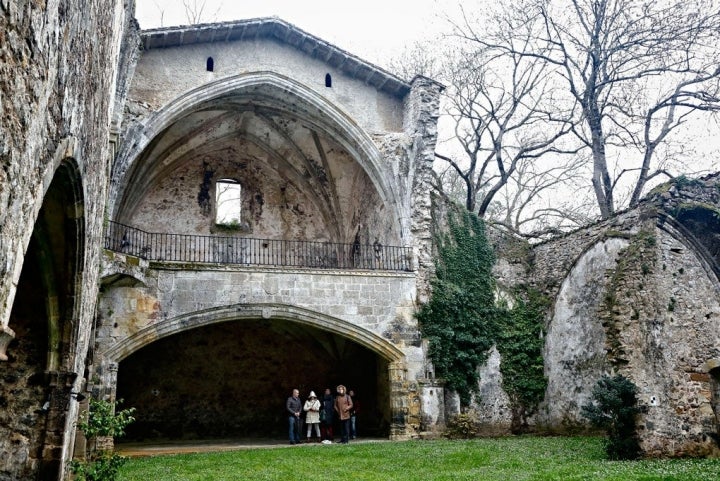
[104,221,414,272]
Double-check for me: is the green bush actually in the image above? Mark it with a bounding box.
[581,375,641,460]
[71,398,136,481]
[445,412,479,439]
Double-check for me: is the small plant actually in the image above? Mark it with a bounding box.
[445,411,478,439]
[71,398,136,481]
[581,375,641,460]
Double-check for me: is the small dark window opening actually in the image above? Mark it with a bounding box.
[325,73,332,87]
[206,57,214,72]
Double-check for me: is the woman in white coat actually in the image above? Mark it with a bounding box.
[303,391,322,442]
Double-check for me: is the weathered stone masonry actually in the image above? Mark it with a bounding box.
[3,5,720,481]
[1,1,136,480]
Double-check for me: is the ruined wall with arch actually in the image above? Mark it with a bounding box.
[0,1,137,479]
[483,176,720,456]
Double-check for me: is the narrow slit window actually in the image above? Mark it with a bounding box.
[325,73,332,87]
[215,179,241,226]
[206,57,215,72]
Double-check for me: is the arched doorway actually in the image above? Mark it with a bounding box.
[116,318,390,441]
[1,160,85,480]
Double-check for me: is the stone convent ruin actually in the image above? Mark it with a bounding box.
[1,2,719,480]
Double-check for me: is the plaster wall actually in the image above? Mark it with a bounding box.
[129,39,404,133]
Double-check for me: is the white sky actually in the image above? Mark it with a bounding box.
[135,0,460,66]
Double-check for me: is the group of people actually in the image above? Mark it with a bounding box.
[286,385,359,445]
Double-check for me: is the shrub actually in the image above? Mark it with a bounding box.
[445,412,479,439]
[71,398,136,481]
[581,375,641,460]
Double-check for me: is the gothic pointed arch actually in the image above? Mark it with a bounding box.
[111,72,404,242]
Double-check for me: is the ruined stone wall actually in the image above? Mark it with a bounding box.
[481,179,720,455]
[0,1,134,479]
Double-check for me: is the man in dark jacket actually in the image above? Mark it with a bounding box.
[286,388,302,444]
[320,387,335,442]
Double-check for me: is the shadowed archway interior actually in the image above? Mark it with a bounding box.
[116,318,389,441]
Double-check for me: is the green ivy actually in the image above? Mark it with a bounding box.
[417,209,501,406]
[497,287,549,431]
[418,208,548,419]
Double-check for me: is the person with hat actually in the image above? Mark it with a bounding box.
[303,390,322,442]
[334,384,353,444]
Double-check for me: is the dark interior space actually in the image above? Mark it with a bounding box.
[2,237,49,471]
[116,319,389,441]
[1,162,81,480]
[675,206,720,268]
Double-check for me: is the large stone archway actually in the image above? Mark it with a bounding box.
[111,72,408,245]
[94,302,411,440]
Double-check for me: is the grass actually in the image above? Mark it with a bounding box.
[117,436,720,481]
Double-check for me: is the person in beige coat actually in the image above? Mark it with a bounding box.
[334,384,353,444]
[303,391,322,442]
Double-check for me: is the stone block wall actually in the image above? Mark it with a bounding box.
[0,1,134,479]
[480,179,720,455]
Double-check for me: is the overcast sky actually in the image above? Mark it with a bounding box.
[135,0,460,66]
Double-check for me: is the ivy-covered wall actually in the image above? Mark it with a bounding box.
[425,175,720,456]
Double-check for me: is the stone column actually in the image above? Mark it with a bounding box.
[388,360,411,440]
[39,371,79,480]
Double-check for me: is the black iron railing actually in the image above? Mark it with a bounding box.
[104,221,413,272]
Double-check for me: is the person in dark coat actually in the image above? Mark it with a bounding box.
[320,387,335,442]
[286,388,302,444]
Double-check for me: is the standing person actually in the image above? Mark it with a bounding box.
[320,387,335,442]
[334,384,353,444]
[286,388,302,444]
[348,389,359,439]
[303,391,321,442]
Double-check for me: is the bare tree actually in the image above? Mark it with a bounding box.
[434,33,579,221]
[477,0,720,218]
[493,155,592,237]
[181,0,223,25]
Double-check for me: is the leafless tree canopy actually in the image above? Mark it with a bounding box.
[474,0,720,218]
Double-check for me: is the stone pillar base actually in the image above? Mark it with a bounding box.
[0,325,16,361]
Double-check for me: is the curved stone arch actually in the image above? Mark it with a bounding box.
[111,71,403,236]
[101,302,405,364]
[657,213,720,286]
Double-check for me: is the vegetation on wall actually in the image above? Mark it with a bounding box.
[600,229,657,367]
[496,287,549,432]
[417,209,501,406]
[417,208,547,418]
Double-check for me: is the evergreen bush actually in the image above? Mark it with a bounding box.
[581,375,641,460]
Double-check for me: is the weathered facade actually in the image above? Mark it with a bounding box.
[93,18,444,443]
[481,177,720,456]
[0,1,137,479]
[2,4,720,480]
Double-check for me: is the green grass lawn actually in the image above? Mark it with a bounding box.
[117,436,720,481]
